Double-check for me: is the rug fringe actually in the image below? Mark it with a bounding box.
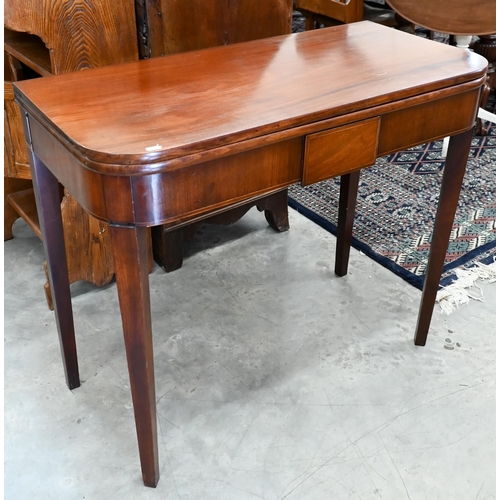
[436,260,496,315]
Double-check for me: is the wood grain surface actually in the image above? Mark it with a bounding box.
[15,22,487,167]
[4,83,30,178]
[4,0,138,73]
[160,0,292,54]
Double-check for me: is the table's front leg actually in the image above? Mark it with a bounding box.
[109,224,159,487]
[415,127,475,346]
[29,152,80,390]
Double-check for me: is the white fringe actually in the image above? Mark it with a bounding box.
[436,260,496,315]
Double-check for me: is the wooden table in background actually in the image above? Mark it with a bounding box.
[14,22,487,487]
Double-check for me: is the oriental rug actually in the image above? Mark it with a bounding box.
[288,121,496,290]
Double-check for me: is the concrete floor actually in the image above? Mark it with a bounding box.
[4,208,496,500]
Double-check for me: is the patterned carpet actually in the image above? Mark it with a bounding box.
[288,123,496,289]
[289,14,496,289]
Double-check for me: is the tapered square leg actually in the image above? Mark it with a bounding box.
[335,170,361,277]
[414,128,475,346]
[29,153,80,390]
[109,224,159,487]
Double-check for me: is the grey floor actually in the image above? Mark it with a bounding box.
[4,208,496,500]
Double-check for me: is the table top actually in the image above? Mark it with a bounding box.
[15,21,486,170]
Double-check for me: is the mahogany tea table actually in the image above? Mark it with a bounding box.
[14,22,487,487]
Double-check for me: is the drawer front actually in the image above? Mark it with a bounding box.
[302,117,380,186]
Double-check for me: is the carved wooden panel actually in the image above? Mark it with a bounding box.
[4,0,138,73]
[4,82,30,179]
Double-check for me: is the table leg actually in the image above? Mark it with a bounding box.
[29,153,80,390]
[335,171,361,277]
[259,189,290,232]
[109,224,159,487]
[304,11,316,31]
[414,127,475,346]
[152,190,290,273]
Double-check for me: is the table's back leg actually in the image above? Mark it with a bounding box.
[258,189,290,232]
[414,127,475,346]
[335,170,361,277]
[109,224,159,488]
[29,152,80,390]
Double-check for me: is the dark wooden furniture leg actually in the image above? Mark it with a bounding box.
[28,152,80,390]
[414,127,475,346]
[303,10,316,30]
[109,224,159,488]
[335,171,361,277]
[259,188,290,232]
[153,190,290,272]
[152,225,187,273]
